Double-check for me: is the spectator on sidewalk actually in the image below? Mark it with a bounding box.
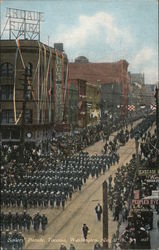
[121,204,128,223]
[69,243,75,250]
[94,241,101,250]
[60,243,67,250]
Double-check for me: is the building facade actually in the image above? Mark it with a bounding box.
[69,59,129,119]
[75,79,87,128]
[142,84,156,106]
[128,72,145,107]
[66,80,78,128]
[129,73,145,86]
[66,78,100,128]
[86,82,100,126]
[100,82,122,114]
[0,40,68,147]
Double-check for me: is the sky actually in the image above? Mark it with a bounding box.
[0,0,158,84]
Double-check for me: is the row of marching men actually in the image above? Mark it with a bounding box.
[1,152,120,210]
[0,211,48,233]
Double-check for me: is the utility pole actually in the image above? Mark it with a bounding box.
[20,68,28,159]
[103,180,108,249]
[135,136,139,169]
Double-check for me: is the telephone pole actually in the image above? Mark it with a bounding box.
[103,180,108,249]
[135,136,139,167]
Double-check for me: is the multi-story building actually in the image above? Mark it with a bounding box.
[67,79,87,128]
[86,82,100,126]
[69,58,129,119]
[129,73,145,86]
[142,84,156,106]
[129,72,145,107]
[66,78,100,128]
[0,40,68,147]
[100,82,122,113]
[66,79,79,128]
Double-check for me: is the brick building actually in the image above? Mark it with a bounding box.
[0,40,68,147]
[66,79,79,128]
[86,82,100,126]
[69,59,129,118]
[66,78,100,128]
[67,79,87,128]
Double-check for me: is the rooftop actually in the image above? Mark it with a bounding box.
[69,60,129,85]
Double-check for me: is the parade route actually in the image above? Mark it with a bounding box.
[2,120,156,250]
[22,131,137,249]
[1,2,158,249]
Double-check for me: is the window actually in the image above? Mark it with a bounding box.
[1,110,14,124]
[45,110,49,122]
[0,85,13,100]
[11,129,20,139]
[26,63,32,76]
[25,85,32,100]
[2,130,10,139]
[1,129,20,140]
[39,110,42,124]
[0,63,14,77]
[51,110,54,122]
[39,85,42,99]
[25,90,32,100]
[25,110,32,124]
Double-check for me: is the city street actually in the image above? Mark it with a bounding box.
[22,123,139,250]
[0,1,158,250]
[2,119,157,250]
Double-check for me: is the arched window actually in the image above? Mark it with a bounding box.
[26,62,33,76]
[0,63,14,77]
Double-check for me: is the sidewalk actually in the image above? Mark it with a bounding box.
[111,210,159,250]
[150,210,159,250]
[110,123,157,250]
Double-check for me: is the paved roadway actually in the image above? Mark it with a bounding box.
[2,119,149,250]
[23,122,142,250]
[23,140,136,250]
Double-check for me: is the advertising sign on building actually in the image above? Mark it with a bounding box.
[3,8,44,40]
[56,55,63,84]
[132,199,159,205]
[138,169,159,176]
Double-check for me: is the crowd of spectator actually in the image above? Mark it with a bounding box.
[110,127,158,249]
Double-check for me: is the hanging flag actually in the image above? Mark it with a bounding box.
[128,105,136,111]
[150,104,156,110]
